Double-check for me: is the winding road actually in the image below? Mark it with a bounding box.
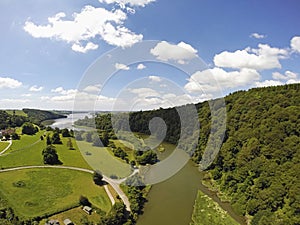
[0,165,132,211]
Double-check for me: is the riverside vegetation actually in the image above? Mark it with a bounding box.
[76,83,300,225]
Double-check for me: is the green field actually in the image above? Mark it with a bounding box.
[0,142,9,152]
[5,110,28,117]
[0,132,91,169]
[190,191,239,225]
[0,168,111,218]
[77,141,132,178]
[40,206,102,225]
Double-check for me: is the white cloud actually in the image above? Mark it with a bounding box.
[29,85,44,92]
[150,41,198,64]
[149,75,162,82]
[255,80,283,87]
[83,84,102,93]
[51,87,65,93]
[0,77,22,89]
[24,6,143,52]
[137,63,146,70]
[272,71,298,80]
[129,87,159,97]
[99,0,155,7]
[184,68,260,94]
[214,44,288,70]
[291,36,300,53]
[250,33,266,39]
[72,42,98,53]
[115,63,130,70]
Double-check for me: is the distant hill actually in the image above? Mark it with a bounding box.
[0,109,67,130]
[86,83,300,225]
[22,108,67,125]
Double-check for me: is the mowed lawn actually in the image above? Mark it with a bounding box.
[0,132,91,169]
[0,168,111,218]
[0,142,9,152]
[40,207,102,225]
[190,191,239,225]
[77,141,132,178]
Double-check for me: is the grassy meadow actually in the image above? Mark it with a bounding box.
[0,168,111,219]
[77,141,132,178]
[190,191,239,225]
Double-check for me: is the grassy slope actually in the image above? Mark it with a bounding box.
[77,141,132,178]
[0,142,9,152]
[190,191,239,225]
[5,110,27,117]
[0,169,111,218]
[0,132,91,169]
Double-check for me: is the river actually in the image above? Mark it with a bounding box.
[49,112,92,130]
[137,157,246,225]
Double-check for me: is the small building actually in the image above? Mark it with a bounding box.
[63,219,74,225]
[83,206,93,215]
[45,220,60,225]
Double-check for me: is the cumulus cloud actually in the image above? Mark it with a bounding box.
[272,71,298,80]
[99,0,155,7]
[250,33,266,39]
[214,44,288,70]
[71,42,98,53]
[184,68,260,94]
[83,84,102,93]
[115,63,130,70]
[0,77,22,89]
[255,80,284,87]
[29,85,43,92]
[149,75,162,82]
[137,63,146,70]
[291,36,300,53]
[24,6,143,52]
[150,41,198,64]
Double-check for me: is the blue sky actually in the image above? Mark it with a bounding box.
[0,0,299,110]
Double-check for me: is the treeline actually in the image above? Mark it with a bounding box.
[85,83,300,225]
[23,108,66,125]
[0,111,28,130]
[0,109,66,130]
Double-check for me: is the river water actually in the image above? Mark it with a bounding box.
[50,112,92,130]
[137,161,246,225]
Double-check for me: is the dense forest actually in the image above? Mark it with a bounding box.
[22,108,66,125]
[78,83,300,225]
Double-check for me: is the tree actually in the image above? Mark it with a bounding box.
[61,128,71,137]
[92,134,102,147]
[22,122,38,135]
[79,195,91,207]
[101,131,109,147]
[46,135,51,145]
[93,171,103,185]
[66,138,74,150]
[11,133,19,140]
[51,132,62,144]
[42,145,60,165]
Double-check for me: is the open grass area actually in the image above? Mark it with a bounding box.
[0,132,91,169]
[7,130,45,154]
[39,206,102,225]
[190,191,239,225]
[5,110,27,117]
[77,141,132,178]
[0,142,9,152]
[0,168,111,219]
